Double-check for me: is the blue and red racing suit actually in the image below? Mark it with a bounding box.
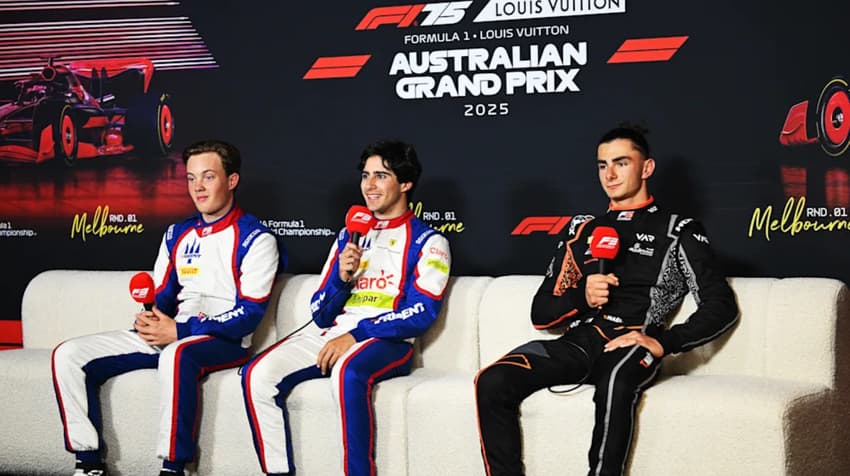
[242,209,450,476]
[52,205,281,466]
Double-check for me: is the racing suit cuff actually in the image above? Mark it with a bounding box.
[575,290,593,315]
[349,327,369,342]
[331,272,351,289]
[655,332,680,356]
[572,277,592,313]
[176,320,192,340]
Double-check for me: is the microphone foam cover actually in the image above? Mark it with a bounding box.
[590,226,620,260]
[129,272,156,305]
[345,205,376,236]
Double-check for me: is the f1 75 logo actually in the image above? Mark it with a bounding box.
[356,2,472,30]
[511,216,571,235]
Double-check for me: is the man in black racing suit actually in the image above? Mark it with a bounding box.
[475,125,739,476]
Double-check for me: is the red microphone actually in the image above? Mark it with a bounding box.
[345,205,376,245]
[590,226,620,275]
[129,272,156,311]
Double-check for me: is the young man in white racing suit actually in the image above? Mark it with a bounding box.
[52,140,282,476]
[475,125,739,476]
[241,140,451,476]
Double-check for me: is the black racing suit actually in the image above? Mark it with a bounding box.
[476,197,739,476]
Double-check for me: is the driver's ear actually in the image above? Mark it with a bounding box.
[641,158,655,179]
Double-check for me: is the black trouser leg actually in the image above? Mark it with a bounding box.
[475,329,596,476]
[586,345,660,476]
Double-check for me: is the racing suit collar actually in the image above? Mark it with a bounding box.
[373,209,414,230]
[608,196,654,212]
[193,204,243,235]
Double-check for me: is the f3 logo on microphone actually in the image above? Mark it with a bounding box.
[131,288,150,300]
[351,211,372,224]
[597,236,619,249]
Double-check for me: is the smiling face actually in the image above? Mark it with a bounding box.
[360,155,411,219]
[597,138,655,208]
[185,151,239,222]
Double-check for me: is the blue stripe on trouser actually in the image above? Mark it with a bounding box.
[335,339,413,476]
[52,330,161,455]
[52,332,249,463]
[159,336,248,463]
[242,349,323,474]
[241,333,328,475]
[80,353,158,451]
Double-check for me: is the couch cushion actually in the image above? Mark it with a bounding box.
[664,277,846,387]
[0,349,70,475]
[22,270,143,349]
[22,270,285,354]
[478,275,552,367]
[415,276,492,372]
[273,274,322,340]
[405,370,831,476]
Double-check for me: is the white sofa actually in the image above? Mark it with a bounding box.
[0,270,847,475]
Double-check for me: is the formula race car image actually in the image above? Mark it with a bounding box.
[0,57,174,165]
[779,77,850,157]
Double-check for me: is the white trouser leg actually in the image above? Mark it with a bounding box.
[52,330,157,451]
[244,331,326,474]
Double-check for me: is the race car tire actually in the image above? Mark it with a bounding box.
[34,102,79,166]
[125,92,174,156]
[816,77,850,157]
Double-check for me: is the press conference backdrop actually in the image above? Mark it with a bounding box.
[1,0,849,347]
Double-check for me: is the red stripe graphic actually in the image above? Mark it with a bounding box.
[0,16,219,79]
[304,55,371,80]
[0,320,22,349]
[0,1,178,11]
[607,36,688,64]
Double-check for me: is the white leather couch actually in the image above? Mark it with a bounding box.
[0,270,847,475]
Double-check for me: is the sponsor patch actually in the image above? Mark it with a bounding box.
[179,266,200,277]
[426,258,450,274]
[375,302,426,323]
[636,233,655,242]
[628,243,654,257]
[242,228,261,248]
[674,217,694,233]
[346,291,394,309]
[603,314,623,324]
[183,239,201,263]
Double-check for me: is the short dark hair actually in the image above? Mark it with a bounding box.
[358,140,422,196]
[182,139,241,176]
[598,123,651,158]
